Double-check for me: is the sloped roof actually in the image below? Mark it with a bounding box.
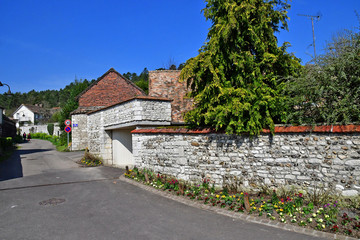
[24,104,50,115]
[12,104,50,116]
[76,68,146,101]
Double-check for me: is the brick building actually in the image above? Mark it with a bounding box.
[73,68,146,114]
[148,70,193,123]
[71,68,193,168]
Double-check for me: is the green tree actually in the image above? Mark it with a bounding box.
[58,79,92,145]
[47,123,54,136]
[123,68,149,94]
[284,28,360,125]
[180,0,301,135]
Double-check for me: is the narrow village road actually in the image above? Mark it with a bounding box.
[0,140,327,240]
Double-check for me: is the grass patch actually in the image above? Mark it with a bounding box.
[31,133,69,152]
[56,145,70,152]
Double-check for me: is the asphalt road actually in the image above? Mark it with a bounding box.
[0,140,327,240]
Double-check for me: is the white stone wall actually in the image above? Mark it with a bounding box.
[20,124,60,136]
[72,98,172,166]
[71,114,88,150]
[133,132,360,196]
[102,99,171,128]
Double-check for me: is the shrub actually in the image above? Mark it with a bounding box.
[47,123,54,136]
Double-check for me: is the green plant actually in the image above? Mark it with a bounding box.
[47,123,54,136]
[305,184,335,206]
[180,0,301,136]
[79,151,102,167]
[124,169,360,238]
[284,26,360,125]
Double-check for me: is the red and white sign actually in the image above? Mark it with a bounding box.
[64,125,71,133]
[65,119,71,126]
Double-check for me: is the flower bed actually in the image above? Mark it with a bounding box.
[77,150,102,167]
[125,168,360,238]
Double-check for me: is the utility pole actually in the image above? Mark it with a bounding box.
[298,14,321,63]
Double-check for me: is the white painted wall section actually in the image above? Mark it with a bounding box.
[112,129,134,168]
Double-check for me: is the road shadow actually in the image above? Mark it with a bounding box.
[17,149,52,155]
[0,150,23,181]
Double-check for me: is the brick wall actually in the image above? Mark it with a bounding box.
[78,68,146,108]
[149,70,193,123]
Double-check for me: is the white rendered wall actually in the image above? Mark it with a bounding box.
[112,129,134,168]
[13,105,34,123]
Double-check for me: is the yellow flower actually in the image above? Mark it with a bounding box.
[233,195,236,198]
[274,205,278,208]
[221,195,226,199]
[280,209,283,212]
[216,195,220,198]
[240,192,244,195]
[259,208,262,211]
[253,207,256,210]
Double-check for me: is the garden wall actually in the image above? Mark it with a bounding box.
[20,124,60,136]
[132,125,360,196]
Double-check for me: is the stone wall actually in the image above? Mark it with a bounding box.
[71,114,88,150]
[149,70,193,123]
[132,125,360,196]
[20,124,60,136]
[72,97,172,165]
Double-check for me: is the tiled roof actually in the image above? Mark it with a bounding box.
[23,104,48,114]
[75,68,146,101]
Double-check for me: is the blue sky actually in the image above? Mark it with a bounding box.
[0,0,359,93]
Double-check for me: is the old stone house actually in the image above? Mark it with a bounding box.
[71,68,191,168]
[12,104,51,127]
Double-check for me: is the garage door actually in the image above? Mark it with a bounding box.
[112,129,134,168]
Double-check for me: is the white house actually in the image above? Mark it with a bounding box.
[12,104,50,127]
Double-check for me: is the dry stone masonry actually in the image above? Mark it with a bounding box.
[132,127,360,196]
[72,97,172,165]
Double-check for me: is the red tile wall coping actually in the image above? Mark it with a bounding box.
[131,125,360,134]
[86,96,172,115]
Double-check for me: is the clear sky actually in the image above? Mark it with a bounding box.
[0,0,359,93]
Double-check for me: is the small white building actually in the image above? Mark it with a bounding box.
[12,104,50,127]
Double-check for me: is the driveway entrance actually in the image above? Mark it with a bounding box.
[112,128,134,168]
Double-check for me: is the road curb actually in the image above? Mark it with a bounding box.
[119,175,357,240]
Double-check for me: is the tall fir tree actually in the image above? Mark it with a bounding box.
[180,0,301,135]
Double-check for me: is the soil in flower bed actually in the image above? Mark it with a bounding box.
[77,151,102,167]
[125,168,360,238]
